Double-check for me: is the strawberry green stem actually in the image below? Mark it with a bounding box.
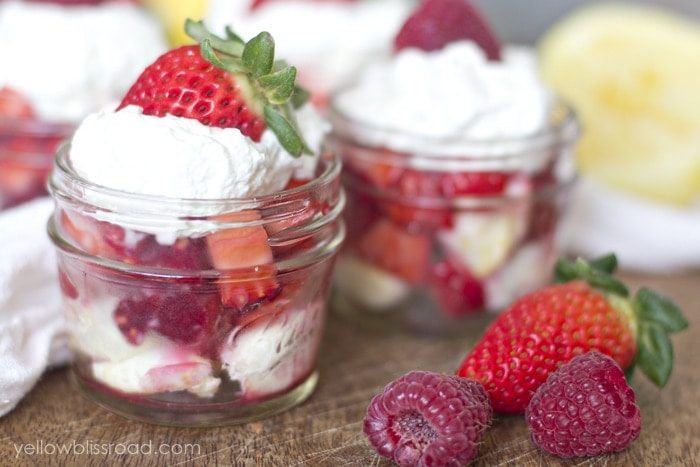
[184,19,311,157]
[554,254,689,387]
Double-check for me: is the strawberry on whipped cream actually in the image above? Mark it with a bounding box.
[48,20,345,425]
[329,0,578,334]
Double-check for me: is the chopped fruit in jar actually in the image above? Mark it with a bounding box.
[0,86,36,118]
[436,206,528,278]
[429,257,484,317]
[206,210,281,311]
[131,235,211,270]
[59,211,125,259]
[113,288,224,348]
[334,256,411,311]
[356,217,432,285]
[394,0,502,60]
[0,160,48,209]
[220,300,324,400]
[92,343,220,396]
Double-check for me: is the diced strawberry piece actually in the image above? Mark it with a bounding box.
[59,211,123,259]
[0,87,36,119]
[356,218,432,285]
[131,235,211,270]
[0,160,47,208]
[430,257,485,317]
[206,210,281,310]
[345,155,513,228]
[283,177,312,191]
[58,269,79,300]
[394,0,502,60]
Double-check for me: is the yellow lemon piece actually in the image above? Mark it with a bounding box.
[143,0,209,46]
[539,3,700,205]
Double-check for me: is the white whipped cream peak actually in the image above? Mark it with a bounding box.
[70,105,327,200]
[0,1,167,123]
[333,42,554,147]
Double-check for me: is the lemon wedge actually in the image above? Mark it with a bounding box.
[539,3,700,205]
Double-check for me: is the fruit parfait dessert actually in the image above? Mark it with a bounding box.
[203,0,418,107]
[0,0,167,210]
[47,20,345,426]
[328,0,579,335]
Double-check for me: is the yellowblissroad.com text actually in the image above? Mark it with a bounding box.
[13,440,201,458]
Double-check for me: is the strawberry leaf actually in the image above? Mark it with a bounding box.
[259,66,297,104]
[243,32,275,77]
[263,105,305,157]
[186,19,243,57]
[200,39,246,74]
[588,253,618,274]
[634,287,688,333]
[291,86,311,109]
[635,322,674,387]
[553,255,628,297]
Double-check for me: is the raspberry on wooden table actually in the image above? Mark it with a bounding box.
[363,370,492,466]
[526,351,642,458]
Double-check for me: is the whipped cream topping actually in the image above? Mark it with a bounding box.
[332,42,555,153]
[71,105,326,199]
[67,104,328,242]
[0,1,167,123]
[204,0,415,93]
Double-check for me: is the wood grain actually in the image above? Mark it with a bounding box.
[2,271,698,466]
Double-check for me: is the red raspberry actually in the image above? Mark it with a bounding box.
[363,371,492,466]
[526,351,642,458]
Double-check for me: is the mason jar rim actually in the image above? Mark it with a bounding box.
[49,142,343,218]
[327,94,580,160]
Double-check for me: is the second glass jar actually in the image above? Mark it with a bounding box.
[328,98,579,336]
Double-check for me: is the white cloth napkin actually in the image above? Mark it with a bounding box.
[565,177,700,272]
[0,197,70,418]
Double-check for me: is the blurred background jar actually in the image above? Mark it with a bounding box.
[327,39,579,336]
[0,0,166,210]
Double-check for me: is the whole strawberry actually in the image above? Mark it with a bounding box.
[364,371,492,467]
[118,19,310,156]
[394,0,502,60]
[526,351,642,458]
[456,254,688,415]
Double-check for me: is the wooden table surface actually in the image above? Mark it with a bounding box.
[2,270,698,466]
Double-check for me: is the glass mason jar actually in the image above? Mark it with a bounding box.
[328,98,579,336]
[47,144,345,426]
[0,117,73,210]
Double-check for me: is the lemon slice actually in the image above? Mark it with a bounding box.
[143,0,209,46]
[539,3,700,205]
